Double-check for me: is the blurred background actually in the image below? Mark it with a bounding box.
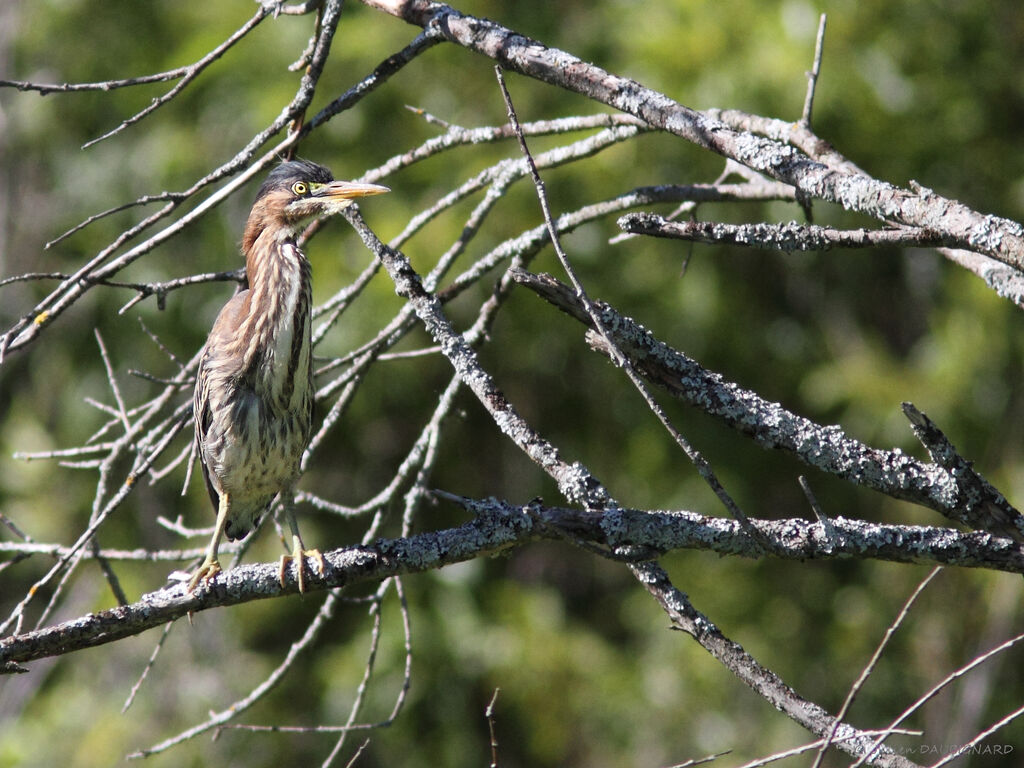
[2,1,1024,765]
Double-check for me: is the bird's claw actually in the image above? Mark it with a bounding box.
[279,546,325,593]
[187,557,222,592]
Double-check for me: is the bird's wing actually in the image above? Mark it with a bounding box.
[194,290,249,513]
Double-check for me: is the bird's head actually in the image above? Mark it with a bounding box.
[245,159,389,247]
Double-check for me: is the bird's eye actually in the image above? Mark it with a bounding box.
[292,181,308,196]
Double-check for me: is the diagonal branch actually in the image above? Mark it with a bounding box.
[495,65,765,546]
[342,207,612,508]
[510,268,1024,538]
[631,561,919,768]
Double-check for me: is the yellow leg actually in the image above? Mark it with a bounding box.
[188,492,230,592]
[278,495,323,593]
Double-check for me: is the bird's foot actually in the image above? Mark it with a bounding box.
[279,545,325,593]
[187,557,222,592]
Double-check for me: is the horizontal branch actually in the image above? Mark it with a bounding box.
[618,213,943,251]
[0,541,211,562]
[0,68,197,94]
[3,499,1020,670]
[0,505,525,671]
[509,498,1024,573]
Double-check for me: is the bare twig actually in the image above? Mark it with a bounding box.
[732,731,919,768]
[122,621,175,713]
[485,688,501,768]
[812,567,942,767]
[798,475,837,547]
[81,8,269,148]
[851,629,1024,768]
[800,14,828,128]
[131,591,342,758]
[94,330,131,436]
[929,702,1024,768]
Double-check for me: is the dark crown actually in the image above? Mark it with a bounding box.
[256,159,335,202]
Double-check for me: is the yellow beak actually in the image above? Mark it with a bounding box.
[317,180,390,200]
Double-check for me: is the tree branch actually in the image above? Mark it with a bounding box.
[618,214,945,251]
[5,499,1020,671]
[343,207,613,508]
[361,0,1024,270]
[632,561,919,768]
[510,268,1024,539]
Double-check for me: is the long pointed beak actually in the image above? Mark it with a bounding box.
[318,180,390,200]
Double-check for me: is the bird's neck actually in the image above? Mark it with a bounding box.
[245,225,309,291]
[242,229,313,405]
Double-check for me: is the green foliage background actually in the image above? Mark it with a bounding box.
[2,1,1024,766]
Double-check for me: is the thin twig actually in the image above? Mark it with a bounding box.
[800,14,828,128]
[122,621,175,713]
[495,65,764,543]
[130,592,341,759]
[851,628,1024,768]
[798,475,837,547]
[94,330,131,436]
[485,688,501,768]
[732,731,918,768]
[811,567,942,768]
[929,702,1024,768]
[81,8,269,148]
[1,69,194,94]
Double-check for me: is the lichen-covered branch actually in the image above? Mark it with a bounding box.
[510,268,1024,538]
[632,561,919,768]
[5,498,1019,671]
[618,213,945,251]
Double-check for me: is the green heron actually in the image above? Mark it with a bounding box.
[189,159,389,592]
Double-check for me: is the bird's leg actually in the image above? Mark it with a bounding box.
[188,492,231,592]
[278,492,324,593]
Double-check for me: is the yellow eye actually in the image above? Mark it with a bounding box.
[292,181,308,196]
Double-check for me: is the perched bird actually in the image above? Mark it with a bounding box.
[190,159,389,592]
